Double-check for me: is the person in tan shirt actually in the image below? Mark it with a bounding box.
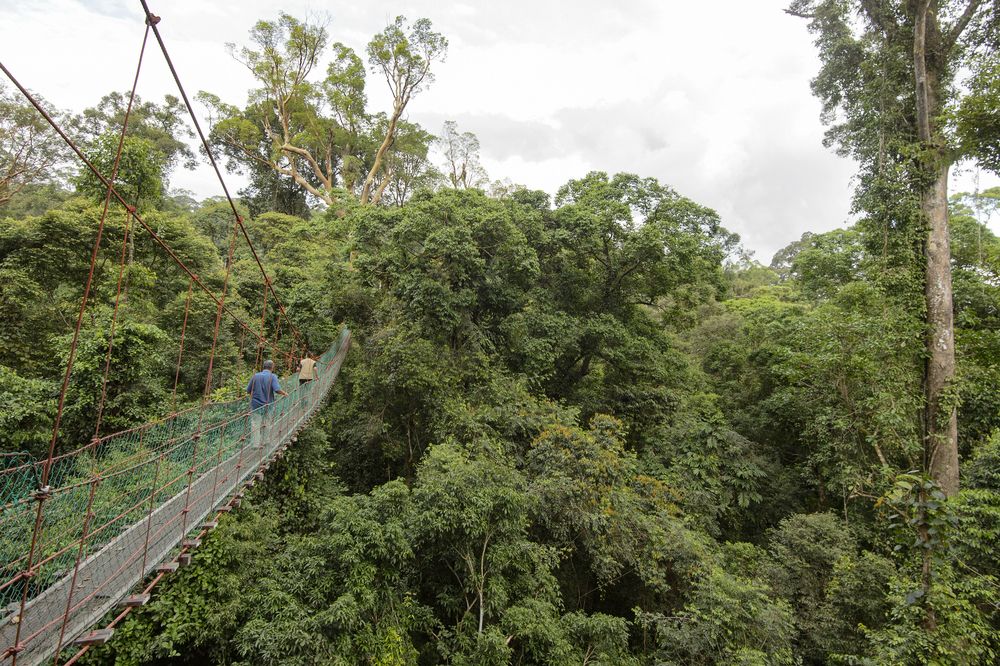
[297,353,320,385]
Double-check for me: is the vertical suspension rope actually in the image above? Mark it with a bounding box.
[200,219,240,420]
[137,450,163,580]
[93,207,135,438]
[199,219,243,520]
[270,313,283,368]
[51,478,99,662]
[138,0,306,349]
[254,287,268,370]
[170,278,195,414]
[237,327,247,369]
[179,220,238,539]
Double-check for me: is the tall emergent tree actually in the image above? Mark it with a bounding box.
[438,120,488,189]
[361,17,447,204]
[788,0,998,496]
[199,13,446,208]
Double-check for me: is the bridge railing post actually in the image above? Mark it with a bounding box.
[177,431,200,539]
[138,453,164,581]
[51,476,99,662]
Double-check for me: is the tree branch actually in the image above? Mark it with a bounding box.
[944,0,984,53]
[784,8,814,19]
[240,139,331,204]
[281,143,331,190]
[361,107,401,204]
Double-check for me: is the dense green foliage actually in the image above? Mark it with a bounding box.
[2,8,1000,665]
[6,173,996,664]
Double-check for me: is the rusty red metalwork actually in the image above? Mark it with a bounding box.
[137,0,305,352]
[200,220,240,424]
[51,478,98,663]
[93,206,136,438]
[255,286,269,371]
[171,278,195,413]
[0,62,270,350]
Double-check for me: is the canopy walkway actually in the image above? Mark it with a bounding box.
[0,2,353,663]
[0,330,350,666]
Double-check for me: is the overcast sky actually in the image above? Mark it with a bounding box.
[1,0,997,262]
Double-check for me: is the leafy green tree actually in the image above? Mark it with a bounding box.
[237,162,312,219]
[788,0,1000,496]
[641,561,796,666]
[73,133,165,209]
[0,200,133,374]
[356,188,539,351]
[361,17,447,205]
[549,172,737,324]
[0,182,72,218]
[861,561,999,664]
[210,14,336,202]
[0,82,68,206]
[785,228,864,299]
[948,193,1000,452]
[765,513,868,661]
[725,259,779,298]
[381,121,441,206]
[71,91,195,177]
[526,415,688,609]
[0,366,54,456]
[411,443,553,641]
[200,14,444,208]
[957,52,1000,172]
[59,320,171,444]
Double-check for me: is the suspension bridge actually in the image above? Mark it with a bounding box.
[1,3,351,664]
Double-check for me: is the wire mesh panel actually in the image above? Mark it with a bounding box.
[0,330,350,666]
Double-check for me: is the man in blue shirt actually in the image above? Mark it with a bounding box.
[247,360,288,448]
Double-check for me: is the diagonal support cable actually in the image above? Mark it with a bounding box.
[138,0,306,351]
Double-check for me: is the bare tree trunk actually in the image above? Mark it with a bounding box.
[371,165,394,206]
[913,1,959,497]
[923,163,959,495]
[360,102,402,205]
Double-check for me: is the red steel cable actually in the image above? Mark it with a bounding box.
[237,327,247,367]
[137,452,164,584]
[52,478,99,662]
[171,278,195,412]
[137,0,305,349]
[271,312,283,367]
[200,220,239,418]
[94,207,135,438]
[255,287,268,370]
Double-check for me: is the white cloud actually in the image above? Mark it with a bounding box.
[2,0,997,261]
